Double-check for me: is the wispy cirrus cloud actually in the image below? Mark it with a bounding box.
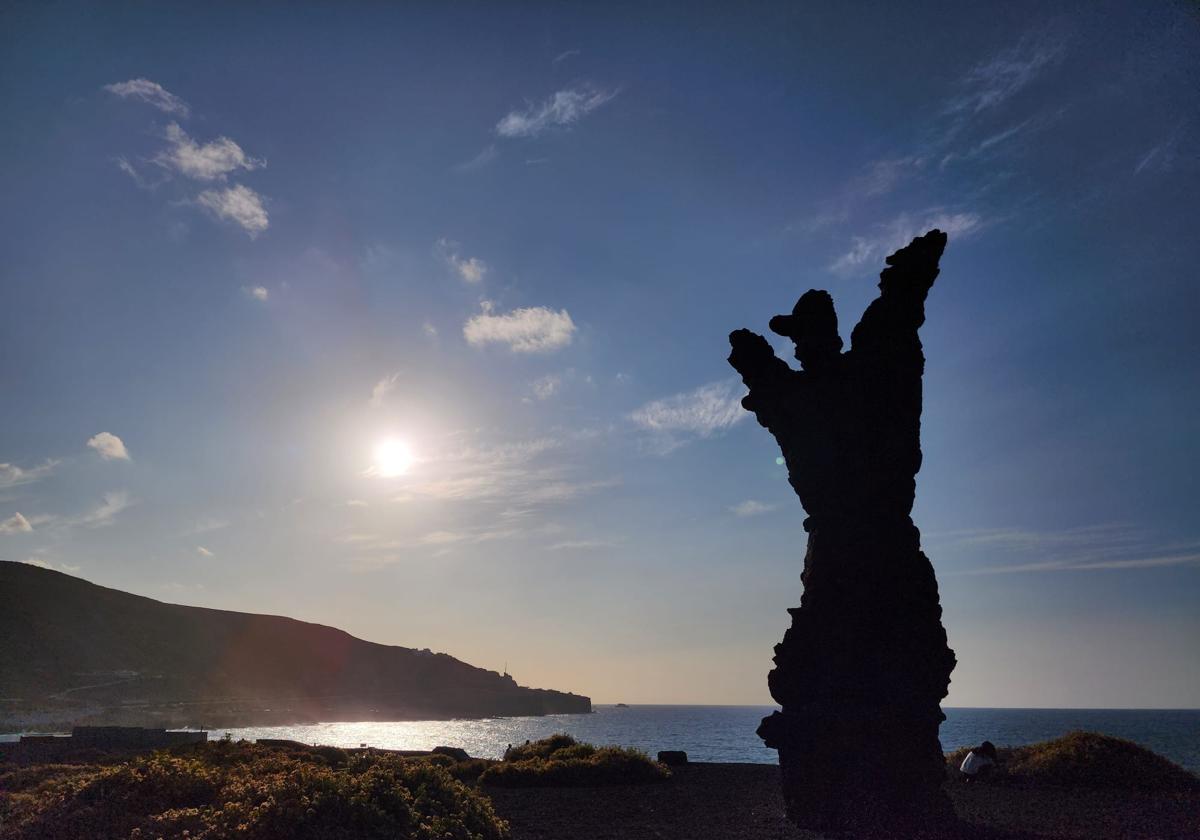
[103,78,190,117]
[196,185,269,237]
[548,538,618,551]
[369,372,402,408]
[184,517,229,536]
[454,144,498,173]
[115,156,168,190]
[829,209,983,275]
[630,379,748,453]
[76,491,133,528]
[394,437,613,508]
[0,460,59,490]
[945,32,1066,117]
[801,29,1065,252]
[932,523,1200,575]
[464,304,576,353]
[495,85,617,139]
[1133,126,1186,176]
[341,432,616,565]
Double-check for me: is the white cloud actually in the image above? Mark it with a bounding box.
[196,184,269,237]
[464,305,576,353]
[0,512,33,534]
[103,78,190,117]
[552,49,581,64]
[530,374,562,400]
[242,285,269,302]
[369,372,402,407]
[87,431,130,461]
[496,86,617,138]
[630,379,748,452]
[436,239,488,283]
[196,546,214,557]
[456,256,487,283]
[730,500,777,517]
[0,460,59,489]
[830,210,983,275]
[156,123,263,181]
[78,491,133,528]
[422,321,439,340]
[344,499,369,508]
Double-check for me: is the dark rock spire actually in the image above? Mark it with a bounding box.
[728,229,957,836]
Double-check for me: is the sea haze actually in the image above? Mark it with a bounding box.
[200,706,1200,772]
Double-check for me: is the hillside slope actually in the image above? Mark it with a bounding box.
[0,561,589,728]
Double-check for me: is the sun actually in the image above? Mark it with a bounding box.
[372,438,414,477]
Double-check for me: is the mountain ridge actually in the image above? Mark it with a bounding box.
[0,561,590,730]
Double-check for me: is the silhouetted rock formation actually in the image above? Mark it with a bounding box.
[728,230,956,836]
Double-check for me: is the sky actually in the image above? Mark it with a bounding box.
[1,1,1198,708]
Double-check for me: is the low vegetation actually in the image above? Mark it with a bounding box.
[946,730,1200,791]
[0,741,509,840]
[478,734,670,788]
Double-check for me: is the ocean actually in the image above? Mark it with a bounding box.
[206,706,1200,773]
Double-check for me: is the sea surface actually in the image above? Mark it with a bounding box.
[211,706,1200,773]
[6,707,1197,772]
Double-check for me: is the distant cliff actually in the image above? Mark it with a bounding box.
[0,562,590,729]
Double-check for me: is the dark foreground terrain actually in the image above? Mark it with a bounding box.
[2,733,1196,839]
[488,762,1200,839]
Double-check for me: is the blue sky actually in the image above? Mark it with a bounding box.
[2,1,1197,707]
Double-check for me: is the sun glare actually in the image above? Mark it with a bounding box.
[372,438,414,477]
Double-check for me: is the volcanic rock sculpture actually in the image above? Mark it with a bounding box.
[728,230,957,835]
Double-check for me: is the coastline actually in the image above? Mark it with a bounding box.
[10,705,1197,774]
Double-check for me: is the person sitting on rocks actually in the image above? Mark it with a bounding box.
[959,740,998,782]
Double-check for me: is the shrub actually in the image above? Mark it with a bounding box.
[480,735,669,788]
[0,742,509,840]
[502,733,582,762]
[946,731,1199,792]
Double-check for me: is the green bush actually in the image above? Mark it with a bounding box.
[946,731,1199,792]
[502,733,582,762]
[0,742,509,840]
[480,735,669,788]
